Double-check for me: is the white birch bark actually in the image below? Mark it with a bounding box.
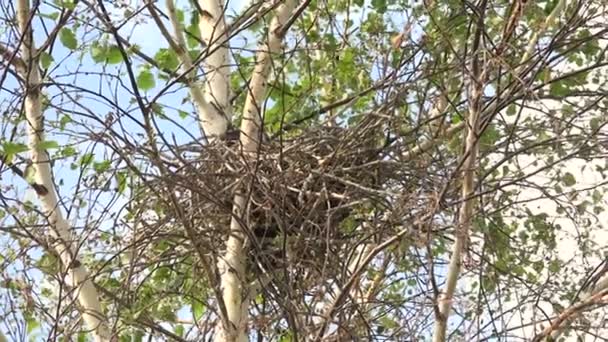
[16,1,111,341]
[149,0,229,141]
[431,102,480,342]
[215,1,297,340]
[198,0,232,138]
[430,2,570,339]
[431,69,483,342]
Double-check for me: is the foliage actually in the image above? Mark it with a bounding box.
[0,0,607,341]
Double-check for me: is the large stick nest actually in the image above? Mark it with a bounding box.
[140,117,410,279]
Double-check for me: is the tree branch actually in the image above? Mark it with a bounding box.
[145,0,224,140]
[432,1,488,339]
[0,42,26,75]
[216,1,299,340]
[532,288,608,342]
[16,0,111,340]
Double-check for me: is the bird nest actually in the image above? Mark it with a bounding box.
[141,118,397,278]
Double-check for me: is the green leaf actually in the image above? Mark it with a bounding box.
[130,330,144,342]
[24,166,36,184]
[37,140,60,150]
[174,325,184,337]
[136,69,155,90]
[513,265,525,276]
[176,9,185,24]
[479,124,500,150]
[371,0,387,13]
[151,103,166,119]
[54,0,76,10]
[39,12,60,20]
[506,104,517,116]
[590,117,601,131]
[116,171,128,194]
[154,48,179,70]
[549,81,569,97]
[562,172,576,187]
[79,153,94,167]
[2,141,29,156]
[158,305,177,322]
[188,49,201,61]
[278,331,293,342]
[59,114,73,130]
[361,12,385,34]
[127,43,141,55]
[91,43,122,64]
[106,45,123,64]
[178,110,189,119]
[90,42,106,63]
[337,47,356,83]
[93,160,111,173]
[592,190,602,204]
[532,261,544,273]
[186,14,201,48]
[548,260,561,273]
[37,252,60,273]
[39,52,54,68]
[59,28,77,50]
[60,146,77,158]
[192,301,205,321]
[25,313,40,335]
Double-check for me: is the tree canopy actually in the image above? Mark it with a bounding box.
[0,0,607,341]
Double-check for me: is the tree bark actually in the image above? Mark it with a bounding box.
[146,0,228,141]
[432,18,486,342]
[198,0,232,138]
[214,1,297,340]
[431,87,481,342]
[16,0,111,341]
[432,2,569,339]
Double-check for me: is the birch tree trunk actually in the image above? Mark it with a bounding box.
[159,1,297,338]
[198,0,232,138]
[431,29,486,342]
[146,0,232,141]
[430,2,570,339]
[16,1,111,341]
[431,92,481,342]
[214,1,297,340]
